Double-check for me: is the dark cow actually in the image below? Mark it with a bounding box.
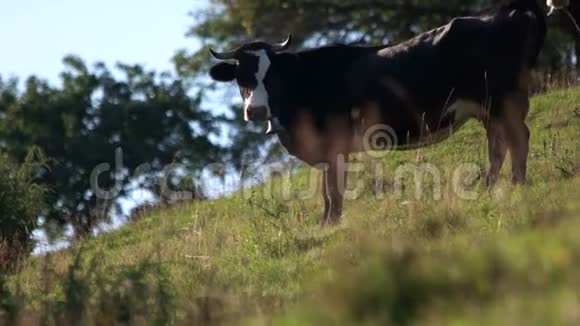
[209,0,550,225]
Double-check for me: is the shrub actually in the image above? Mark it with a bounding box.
[0,150,46,272]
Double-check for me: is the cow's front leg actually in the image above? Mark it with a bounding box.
[321,155,348,225]
[503,91,530,185]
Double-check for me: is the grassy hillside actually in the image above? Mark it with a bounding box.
[3,88,580,325]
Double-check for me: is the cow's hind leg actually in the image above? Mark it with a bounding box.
[503,92,531,185]
[485,120,508,187]
[506,120,530,184]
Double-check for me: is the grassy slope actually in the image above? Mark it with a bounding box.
[7,88,580,325]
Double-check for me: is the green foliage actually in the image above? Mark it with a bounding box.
[21,249,177,325]
[279,203,580,325]
[0,277,19,324]
[0,150,46,272]
[0,58,224,238]
[0,88,577,324]
[182,0,579,77]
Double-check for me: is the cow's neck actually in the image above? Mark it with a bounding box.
[272,46,375,129]
[270,46,393,164]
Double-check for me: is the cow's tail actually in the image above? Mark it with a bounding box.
[562,7,580,36]
[526,0,548,67]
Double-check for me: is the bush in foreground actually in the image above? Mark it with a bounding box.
[0,151,45,272]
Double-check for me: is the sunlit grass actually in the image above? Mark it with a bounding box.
[3,87,580,325]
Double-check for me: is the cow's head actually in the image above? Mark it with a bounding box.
[547,0,570,15]
[209,35,293,134]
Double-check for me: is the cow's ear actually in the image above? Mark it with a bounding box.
[209,62,236,82]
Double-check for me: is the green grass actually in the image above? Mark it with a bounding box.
[4,87,580,325]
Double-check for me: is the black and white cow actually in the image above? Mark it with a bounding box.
[209,0,550,225]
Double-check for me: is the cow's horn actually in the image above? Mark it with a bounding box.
[271,34,292,52]
[209,48,237,60]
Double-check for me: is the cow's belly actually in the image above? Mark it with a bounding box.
[351,99,482,152]
[274,99,483,164]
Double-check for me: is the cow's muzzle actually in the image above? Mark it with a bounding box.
[246,105,269,122]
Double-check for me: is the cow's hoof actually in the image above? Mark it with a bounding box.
[511,178,527,186]
[321,216,342,227]
[485,174,498,189]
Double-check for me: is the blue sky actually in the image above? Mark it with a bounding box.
[0,0,200,83]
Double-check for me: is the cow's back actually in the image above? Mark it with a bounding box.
[345,9,545,148]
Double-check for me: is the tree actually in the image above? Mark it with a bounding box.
[179,0,578,78]
[0,57,224,239]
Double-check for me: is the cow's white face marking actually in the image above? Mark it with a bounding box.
[444,99,481,124]
[242,50,272,121]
